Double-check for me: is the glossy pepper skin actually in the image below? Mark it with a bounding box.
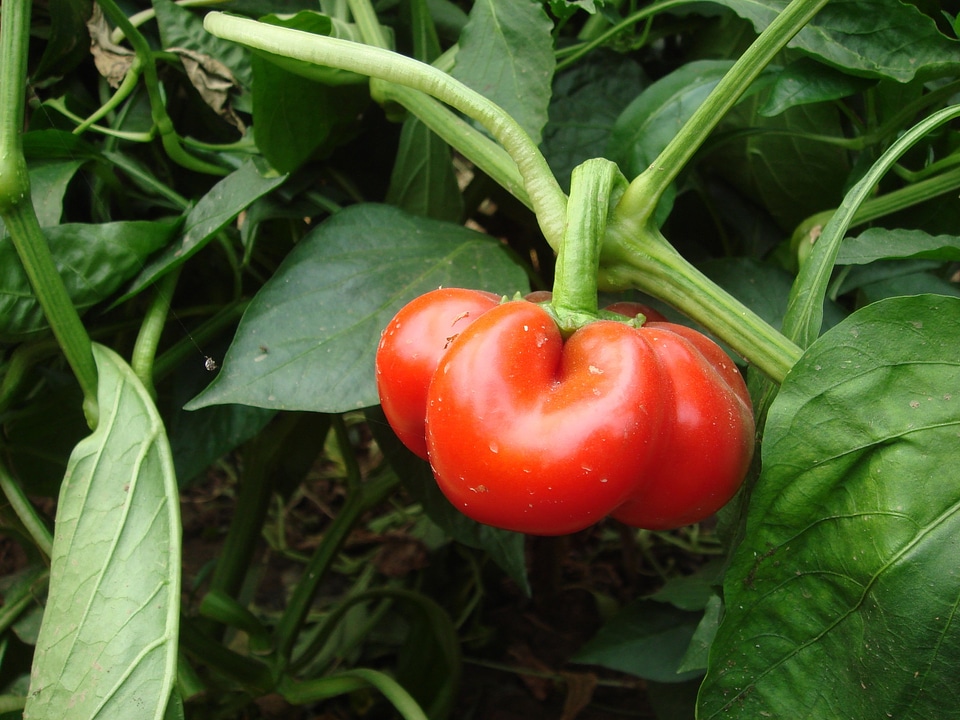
[426,301,667,535]
[375,288,500,459]
[376,288,754,535]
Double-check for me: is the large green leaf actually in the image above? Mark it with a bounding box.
[711,0,960,81]
[699,294,960,719]
[573,600,704,683]
[24,344,181,720]
[0,220,177,338]
[607,60,733,181]
[452,0,555,144]
[187,203,529,413]
[542,52,647,191]
[384,115,463,223]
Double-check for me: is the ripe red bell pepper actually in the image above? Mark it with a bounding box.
[376,290,754,535]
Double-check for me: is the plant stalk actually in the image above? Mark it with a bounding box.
[0,0,99,426]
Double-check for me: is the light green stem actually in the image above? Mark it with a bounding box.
[617,0,831,220]
[0,460,54,559]
[0,0,99,425]
[202,12,567,248]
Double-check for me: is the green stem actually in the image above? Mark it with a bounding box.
[376,83,529,206]
[0,460,54,559]
[550,159,626,334]
[73,57,144,135]
[273,470,400,663]
[110,0,232,44]
[346,0,390,49]
[280,669,429,720]
[616,0,830,220]
[0,0,99,426]
[96,0,229,176]
[556,0,690,72]
[202,12,567,248]
[131,266,182,394]
[600,225,802,383]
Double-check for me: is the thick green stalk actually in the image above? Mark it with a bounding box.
[550,159,626,334]
[600,226,802,383]
[202,12,566,248]
[0,0,99,425]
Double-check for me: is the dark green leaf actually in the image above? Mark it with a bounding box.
[384,115,463,222]
[711,0,960,81]
[837,227,960,264]
[32,0,91,81]
[608,60,732,181]
[699,294,960,719]
[452,0,556,144]
[250,54,369,174]
[24,344,180,719]
[573,599,704,683]
[121,159,288,300]
[712,98,851,231]
[0,159,84,238]
[0,220,178,338]
[153,0,253,86]
[858,269,960,304]
[759,57,875,116]
[542,52,647,190]
[187,203,529,413]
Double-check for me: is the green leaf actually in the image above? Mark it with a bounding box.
[711,0,960,82]
[120,159,288,300]
[452,0,556,144]
[758,57,875,116]
[608,60,733,181]
[0,220,178,338]
[699,294,960,719]
[573,599,704,683]
[0,159,84,237]
[384,115,463,222]
[542,52,647,191]
[250,53,369,174]
[712,96,851,231]
[153,0,253,86]
[837,227,960,264]
[187,203,528,413]
[24,343,181,720]
[32,0,92,81]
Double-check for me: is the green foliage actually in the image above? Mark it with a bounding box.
[2,0,960,718]
[23,344,180,720]
[699,294,960,718]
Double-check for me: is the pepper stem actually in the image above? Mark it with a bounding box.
[550,159,628,336]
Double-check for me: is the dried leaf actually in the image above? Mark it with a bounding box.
[85,5,134,88]
[169,47,246,133]
[559,671,598,720]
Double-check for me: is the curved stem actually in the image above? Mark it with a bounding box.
[97,0,229,176]
[0,460,54,560]
[600,224,802,383]
[550,159,626,334]
[203,12,567,248]
[131,266,182,394]
[616,0,830,221]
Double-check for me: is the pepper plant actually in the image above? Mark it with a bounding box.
[1,0,959,718]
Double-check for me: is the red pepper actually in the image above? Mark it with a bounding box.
[376,289,754,535]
